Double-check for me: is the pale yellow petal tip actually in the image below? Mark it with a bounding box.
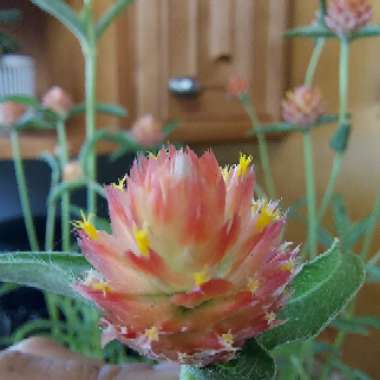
[73,211,98,240]
[134,228,151,257]
[221,165,232,181]
[145,326,159,342]
[247,277,260,295]
[193,268,209,287]
[220,331,234,347]
[112,176,127,191]
[265,312,276,325]
[237,153,253,177]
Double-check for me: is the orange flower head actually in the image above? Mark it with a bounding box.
[0,102,26,127]
[282,85,324,127]
[75,146,299,366]
[227,75,249,99]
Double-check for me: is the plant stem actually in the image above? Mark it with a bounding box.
[83,0,97,215]
[243,99,276,198]
[303,131,318,258]
[361,191,380,261]
[56,118,70,251]
[10,130,39,251]
[317,38,349,224]
[304,38,325,86]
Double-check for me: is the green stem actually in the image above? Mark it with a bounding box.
[304,38,326,86]
[361,191,380,261]
[83,0,97,215]
[10,130,39,251]
[180,367,197,380]
[317,39,349,224]
[243,99,276,198]
[303,131,318,258]
[56,119,70,251]
[41,154,60,251]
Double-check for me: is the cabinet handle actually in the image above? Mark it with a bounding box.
[168,77,200,97]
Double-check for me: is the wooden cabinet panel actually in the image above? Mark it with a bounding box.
[133,0,289,142]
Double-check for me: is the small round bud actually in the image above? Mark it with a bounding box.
[0,102,26,127]
[282,85,324,127]
[227,75,249,99]
[63,161,83,182]
[129,115,164,147]
[42,86,73,115]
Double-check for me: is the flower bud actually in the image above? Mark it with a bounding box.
[227,75,249,99]
[325,0,373,35]
[42,86,73,115]
[63,161,83,182]
[129,114,164,147]
[0,102,26,126]
[282,85,324,126]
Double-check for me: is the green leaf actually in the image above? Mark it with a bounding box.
[0,252,90,300]
[258,241,365,350]
[96,0,134,39]
[345,217,371,249]
[331,318,369,336]
[0,95,40,108]
[353,25,380,40]
[66,102,128,119]
[331,360,372,380]
[0,9,22,23]
[180,340,275,380]
[30,0,86,46]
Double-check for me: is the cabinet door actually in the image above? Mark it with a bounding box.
[133,0,289,142]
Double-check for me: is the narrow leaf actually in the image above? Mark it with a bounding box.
[0,95,40,108]
[353,25,380,40]
[181,340,275,380]
[258,241,365,350]
[96,0,134,39]
[331,318,369,336]
[30,0,86,46]
[0,9,22,23]
[366,263,380,283]
[66,102,128,120]
[0,252,90,300]
[285,24,334,39]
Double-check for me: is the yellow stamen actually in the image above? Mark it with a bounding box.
[73,211,98,240]
[134,228,151,257]
[112,176,127,191]
[145,326,159,342]
[92,281,112,294]
[247,277,260,295]
[148,152,158,160]
[281,260,295,272]
[193,267,210,287]
[221,331,234,347]
[255,203,280,232]
[237,153,253,177]
[265,312,276,325]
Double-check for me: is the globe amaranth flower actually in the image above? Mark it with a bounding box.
[42,86,73,115]
[129,114,165,147]
[282,85,324,127]
[74,146,299,367]
[0,101,26,127]
[325,0,373,35]
[227,75,249,99]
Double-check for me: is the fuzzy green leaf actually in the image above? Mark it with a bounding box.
[30,0,86,46]
[258,241,365,350]
[0,252,90,300]
[180,340,275,380]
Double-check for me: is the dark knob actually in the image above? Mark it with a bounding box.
[168,77,201,97]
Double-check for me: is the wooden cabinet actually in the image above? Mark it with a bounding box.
[0,0,289,158]
[132,0,289,142]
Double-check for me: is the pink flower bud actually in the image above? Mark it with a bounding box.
[0,102,26,126]
[227,75,249,98]
[325,0,373,35]
[74,146,299,366]
[63,161,83,182]
[282,85,324,126]
[42,86,73,115]
[129,115,164,147]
